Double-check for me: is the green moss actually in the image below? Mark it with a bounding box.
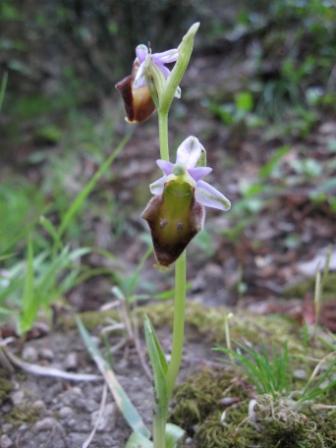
[59,309,119,331]
[0,369,12,405]
[314,411,336,446]
[5,404,41,426]
[60,301,305,355]
[140,302,303,354]
[170,369,249,432]
[196,409,254,448]
[171,369,336,448]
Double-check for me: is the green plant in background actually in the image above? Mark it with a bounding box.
[222,145,289,243]
[0,180,46,257]
[218,342,336,406]
[0,239,90,329]
[209,91,263,128]
[217,344,292,398]
[0,127,130,331]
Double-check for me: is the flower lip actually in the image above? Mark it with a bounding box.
[115,74,155,123]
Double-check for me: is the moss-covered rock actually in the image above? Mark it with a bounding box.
[170,369,336,448]
[170,369,250,433]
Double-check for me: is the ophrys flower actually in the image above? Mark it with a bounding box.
[115,44,179,123]
[142,136,231,266]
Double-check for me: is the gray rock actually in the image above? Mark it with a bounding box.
[22,346,38,363]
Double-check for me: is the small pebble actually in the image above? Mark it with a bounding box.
[58,406,73,419]
[34,417,57,431]
[32,400,46,413]
[0,435,13,448]
[10,390,24,406]
[293,369,307,380]
[64,353,78,371]
[22,346,38,363]
[220,397,240,406]
[39,348,54,361]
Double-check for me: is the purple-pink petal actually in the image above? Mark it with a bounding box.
[176,136,203,169]
[136,44,148,62]
[153,48,178,63]
[157,159,174,175]
[195,180,231,211]
[152,59,171,79]
[188,166,212,181]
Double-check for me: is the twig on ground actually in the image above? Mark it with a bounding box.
[3,346,101,382]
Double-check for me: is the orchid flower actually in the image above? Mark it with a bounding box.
[115,44,179,123]
[142,136,231,266]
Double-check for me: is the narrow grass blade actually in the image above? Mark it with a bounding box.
[20,236,37,333]
[0,72,8,111]
[39,216,63,251]
[76,317,150,439]
[57,134,130,239]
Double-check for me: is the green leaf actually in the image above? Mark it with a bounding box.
[144,315,168,418]
[20,236,37,333]
[165,423,185,448]
[125,424,185,448]
[57,134,130,239]
[76,317,150,439]
[259,145,289,179]
[235,91,253,113]
[125,432,153,448]
[39,216,62,251]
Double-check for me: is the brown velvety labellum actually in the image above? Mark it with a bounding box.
[115,75,155,123]
[142,195,205,266]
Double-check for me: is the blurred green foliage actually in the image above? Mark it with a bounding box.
[1,0,336,332]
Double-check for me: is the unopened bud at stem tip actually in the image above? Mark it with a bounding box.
[189,22,200,34]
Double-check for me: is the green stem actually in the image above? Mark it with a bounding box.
[167,251,187,398]
[153,415,166,448]
[158,112,169,161]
